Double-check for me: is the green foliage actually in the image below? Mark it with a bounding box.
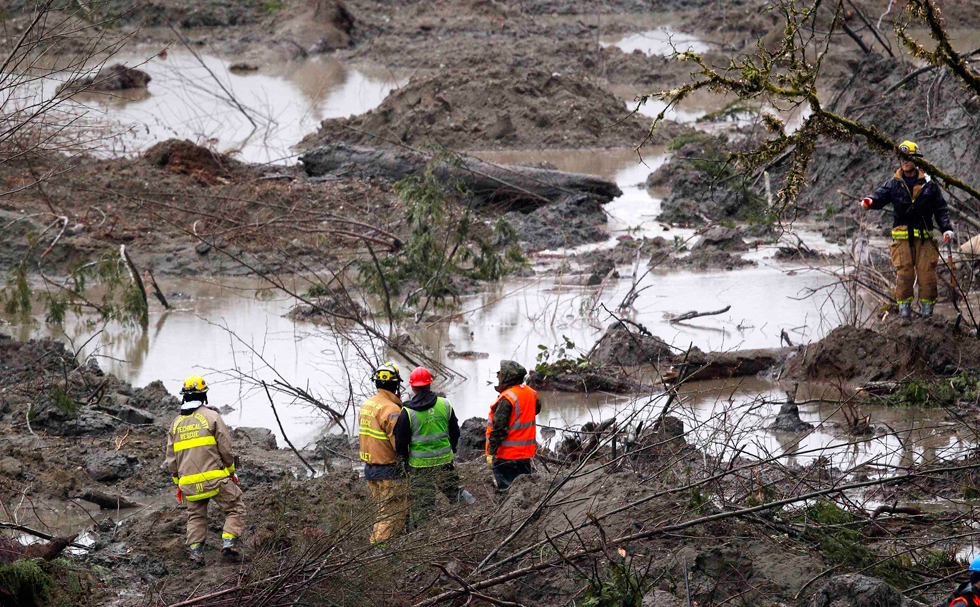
[4,267,32,317]
[535,336,592,378]
[361,155,519,311]
[695,101,758,124]
[263,0,285,13]
[49,385,79,417]
[666,131,709,152]
[800,501,912,587]
[2,255,148,329]
[689,488,710,513]
[579,561,644,607]
[0,559,51,607]
[886,371,980,407]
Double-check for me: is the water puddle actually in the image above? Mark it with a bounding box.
[1,492,169,553]
[50,48,403,163]
[601,28,710,56]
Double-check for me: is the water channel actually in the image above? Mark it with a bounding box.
[7,41,971,483]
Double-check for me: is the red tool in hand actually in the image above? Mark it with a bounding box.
[176,488,183,502]
[861,197,873,209]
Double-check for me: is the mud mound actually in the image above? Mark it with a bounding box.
[649,132,766,225]
[275,0,355,52]
[783,320,980,384]
[143,139,235,180]
[57,64,151,95]
[504,193,608,251]
[302,66,684,151]
[591,322,674,366]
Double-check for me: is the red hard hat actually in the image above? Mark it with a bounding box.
[409,366,433,387]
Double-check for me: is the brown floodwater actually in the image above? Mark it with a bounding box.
[47,48,404,163]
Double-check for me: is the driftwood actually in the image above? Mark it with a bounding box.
[870,504,924,519]
[300,144,623,211]
[664,347,791,382]
[145,269,171,309]
[667,305,731,324]
[77,490,144,509]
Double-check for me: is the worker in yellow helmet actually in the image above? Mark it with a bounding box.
[862,141,953,324]
[165,375,245,564]
[358,362,409,545]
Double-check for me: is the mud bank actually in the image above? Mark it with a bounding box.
[301,66,688,152]
[784,317,980,385]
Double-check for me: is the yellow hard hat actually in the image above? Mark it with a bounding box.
[180,374,209,395]
[898,140,922,158]
[372,361,401,384]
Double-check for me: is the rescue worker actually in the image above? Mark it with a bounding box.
[165,374,245,564]
[358,361,408,545]
[946,555,980,606]
[485,360,540,494]
[862,140,954,323]
[393,366,466,526]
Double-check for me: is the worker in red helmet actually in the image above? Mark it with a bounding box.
[394,366,468,526]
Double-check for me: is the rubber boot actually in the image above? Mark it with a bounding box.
[898,303,912,326]
[921,303,935,319]
[188,543,204,565]
[221,536,241,563]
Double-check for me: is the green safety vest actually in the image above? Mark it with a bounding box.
[405,398,454,468]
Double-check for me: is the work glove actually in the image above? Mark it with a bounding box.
[486,454,494,468]
[232,475,239,485]
[861,197,873,209]
[176,488,183,503]
[943,231,955,242]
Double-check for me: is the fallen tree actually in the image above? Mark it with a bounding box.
[299,143,623,211]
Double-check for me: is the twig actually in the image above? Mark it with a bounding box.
[263,380,317,476]
[146,269,172,309]
[119,245,148,309]
[167,23,257,128]
[668,305,731,323]
[432,564,525,607]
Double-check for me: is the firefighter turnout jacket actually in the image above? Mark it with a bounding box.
[358,389,402,465]
[166,405,236,501]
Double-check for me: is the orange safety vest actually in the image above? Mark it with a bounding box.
[485,384,537,459]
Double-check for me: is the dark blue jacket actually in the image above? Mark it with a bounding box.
[867,168,952,233]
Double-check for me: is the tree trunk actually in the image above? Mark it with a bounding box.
[300,144,623,211]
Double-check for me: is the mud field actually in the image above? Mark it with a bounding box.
[3,0,980,605]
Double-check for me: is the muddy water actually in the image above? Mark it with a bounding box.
[57,49,402,163]
[601,28,710,56]
[2,146,856,456]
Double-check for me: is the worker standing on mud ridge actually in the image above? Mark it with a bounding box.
[485,360,540,494]
[862,140,954,324]
[166,375,245,564]
[358,362,409,545]
[394,367,472,527]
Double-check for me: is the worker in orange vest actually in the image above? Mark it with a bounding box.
[485,360,540,493]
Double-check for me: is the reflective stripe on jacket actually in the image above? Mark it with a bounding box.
[405,397,454,468]
[485,384,537,460]
[166,406,236,502]
[358,390,402,464]
[891,226,932,240]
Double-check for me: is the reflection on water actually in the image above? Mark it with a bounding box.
[601,28,710,56]
[542,376,971,470]
[53,49,402,163]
